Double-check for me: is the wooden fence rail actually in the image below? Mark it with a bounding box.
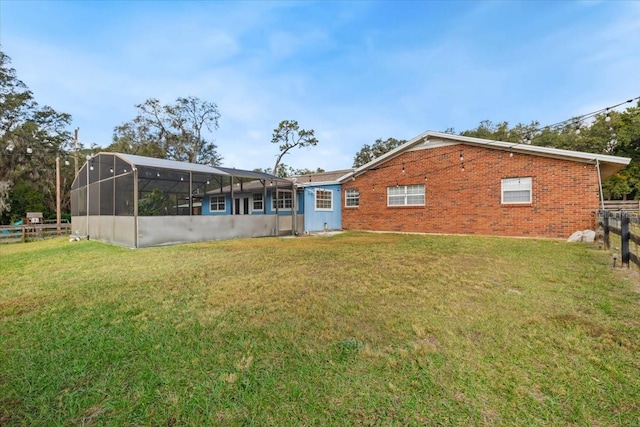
[602,200,640,211]
[597,210,640,268]
[0,222,72,243]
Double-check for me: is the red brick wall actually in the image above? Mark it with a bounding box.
[341,144,601,238]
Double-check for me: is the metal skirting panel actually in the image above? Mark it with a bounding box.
[72,215,296,248]
[111,217,136,247]
[137,215,280,247]
[278,215,292,232]
[71,216,136,247]
[71,217,86,237]
[273,215,304,235]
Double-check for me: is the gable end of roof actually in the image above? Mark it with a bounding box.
[341,131,631,182]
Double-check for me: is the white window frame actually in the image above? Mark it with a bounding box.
[501,177,532,204]
[387,184,425,207]
[271,191,293,211]
[210,195,226,212]
[315,189,333,211]
[345,188,360,207]
[252,193,263,211]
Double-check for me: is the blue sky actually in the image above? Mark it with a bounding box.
[1,0,639,171]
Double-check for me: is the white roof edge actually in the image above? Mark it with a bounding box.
[341,131,430,182]
[426,131,631,165]
[105,152,295,180]
[335,172,355,182]
[295,180,342,187]
[111,152,229,175]
[342,131,631,182]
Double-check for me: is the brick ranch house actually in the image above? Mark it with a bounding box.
[339,131,631,239]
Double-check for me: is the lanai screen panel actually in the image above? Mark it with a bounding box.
[137,167,206,216]
[71,153,288,216]
[115,173,134,216]
[71,153,136,217]
[87,156,101,215]
[99,179,114,215]
[71,186,85,216]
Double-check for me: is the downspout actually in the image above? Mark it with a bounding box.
[230,176,235,215]
[133,167,139,248]
[275,181,279,236]
[595,159,605,211]
[189,171,193,215]
[263,180,267,214]
[291,178,297,236]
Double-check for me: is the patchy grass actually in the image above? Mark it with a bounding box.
[1,232,639,426]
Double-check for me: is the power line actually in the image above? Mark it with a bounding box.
[357,95,639,178]
[525,95,639,142]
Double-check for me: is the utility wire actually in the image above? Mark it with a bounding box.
[358,95,639,177]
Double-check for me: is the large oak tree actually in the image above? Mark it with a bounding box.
[109,96,222,165]
[0,50,73,223]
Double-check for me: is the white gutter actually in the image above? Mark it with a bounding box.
[596,159,605,211]
[291,178,297,236]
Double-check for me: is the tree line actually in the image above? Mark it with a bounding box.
[0,51,73,224]
[455,111,640,200]
[1,47,638,224]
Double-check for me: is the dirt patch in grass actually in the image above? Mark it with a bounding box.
[620,267,640,293]
[0,295,46,319]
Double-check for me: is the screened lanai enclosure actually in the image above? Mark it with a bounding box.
[70,153,292,247]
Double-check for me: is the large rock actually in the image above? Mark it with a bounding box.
[567,229,596,243]
[582,229,596,243]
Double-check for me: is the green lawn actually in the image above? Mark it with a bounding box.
[1,232,638,426]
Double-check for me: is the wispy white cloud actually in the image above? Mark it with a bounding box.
[268,30,330,60]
